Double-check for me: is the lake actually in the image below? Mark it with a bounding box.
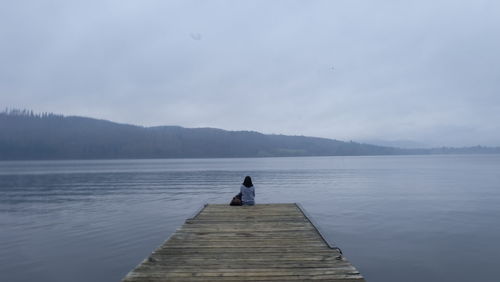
[1,155,499,282]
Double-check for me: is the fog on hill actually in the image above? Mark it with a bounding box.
[1,109,499,160]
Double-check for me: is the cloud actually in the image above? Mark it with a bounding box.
[1,0,500,146]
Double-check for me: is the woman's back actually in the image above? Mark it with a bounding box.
[240,176,255,205]
[240,184,255,204]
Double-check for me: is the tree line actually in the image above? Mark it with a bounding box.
[1,109,499,160]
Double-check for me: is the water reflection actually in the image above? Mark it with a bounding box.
[1,155,500,282]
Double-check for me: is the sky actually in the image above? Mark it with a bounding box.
[1,0,500,147]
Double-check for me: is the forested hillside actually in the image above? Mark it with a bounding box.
[1,110,498,160]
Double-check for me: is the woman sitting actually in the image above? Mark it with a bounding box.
[240,176,255,206]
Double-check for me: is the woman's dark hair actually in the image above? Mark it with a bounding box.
[243,176,253,188]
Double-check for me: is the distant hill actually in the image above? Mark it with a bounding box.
[359,139,432,149]
[1,110,499,160]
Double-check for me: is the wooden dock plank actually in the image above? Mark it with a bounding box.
[123,203,365,282]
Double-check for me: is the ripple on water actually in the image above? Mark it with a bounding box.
[1,156,500,282]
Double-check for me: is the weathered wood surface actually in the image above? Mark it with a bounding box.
[123,203,365,282]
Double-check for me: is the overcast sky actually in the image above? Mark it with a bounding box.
[1,0,499,147]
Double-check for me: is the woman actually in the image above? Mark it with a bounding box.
[240,176,255,206]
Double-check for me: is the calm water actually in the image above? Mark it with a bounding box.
[1,155,499,282]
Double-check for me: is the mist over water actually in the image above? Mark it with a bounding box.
[1,155,499,282]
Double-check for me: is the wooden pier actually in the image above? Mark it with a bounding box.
[123,203,365,281]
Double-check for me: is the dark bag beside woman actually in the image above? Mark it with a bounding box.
[230,192,242,206]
